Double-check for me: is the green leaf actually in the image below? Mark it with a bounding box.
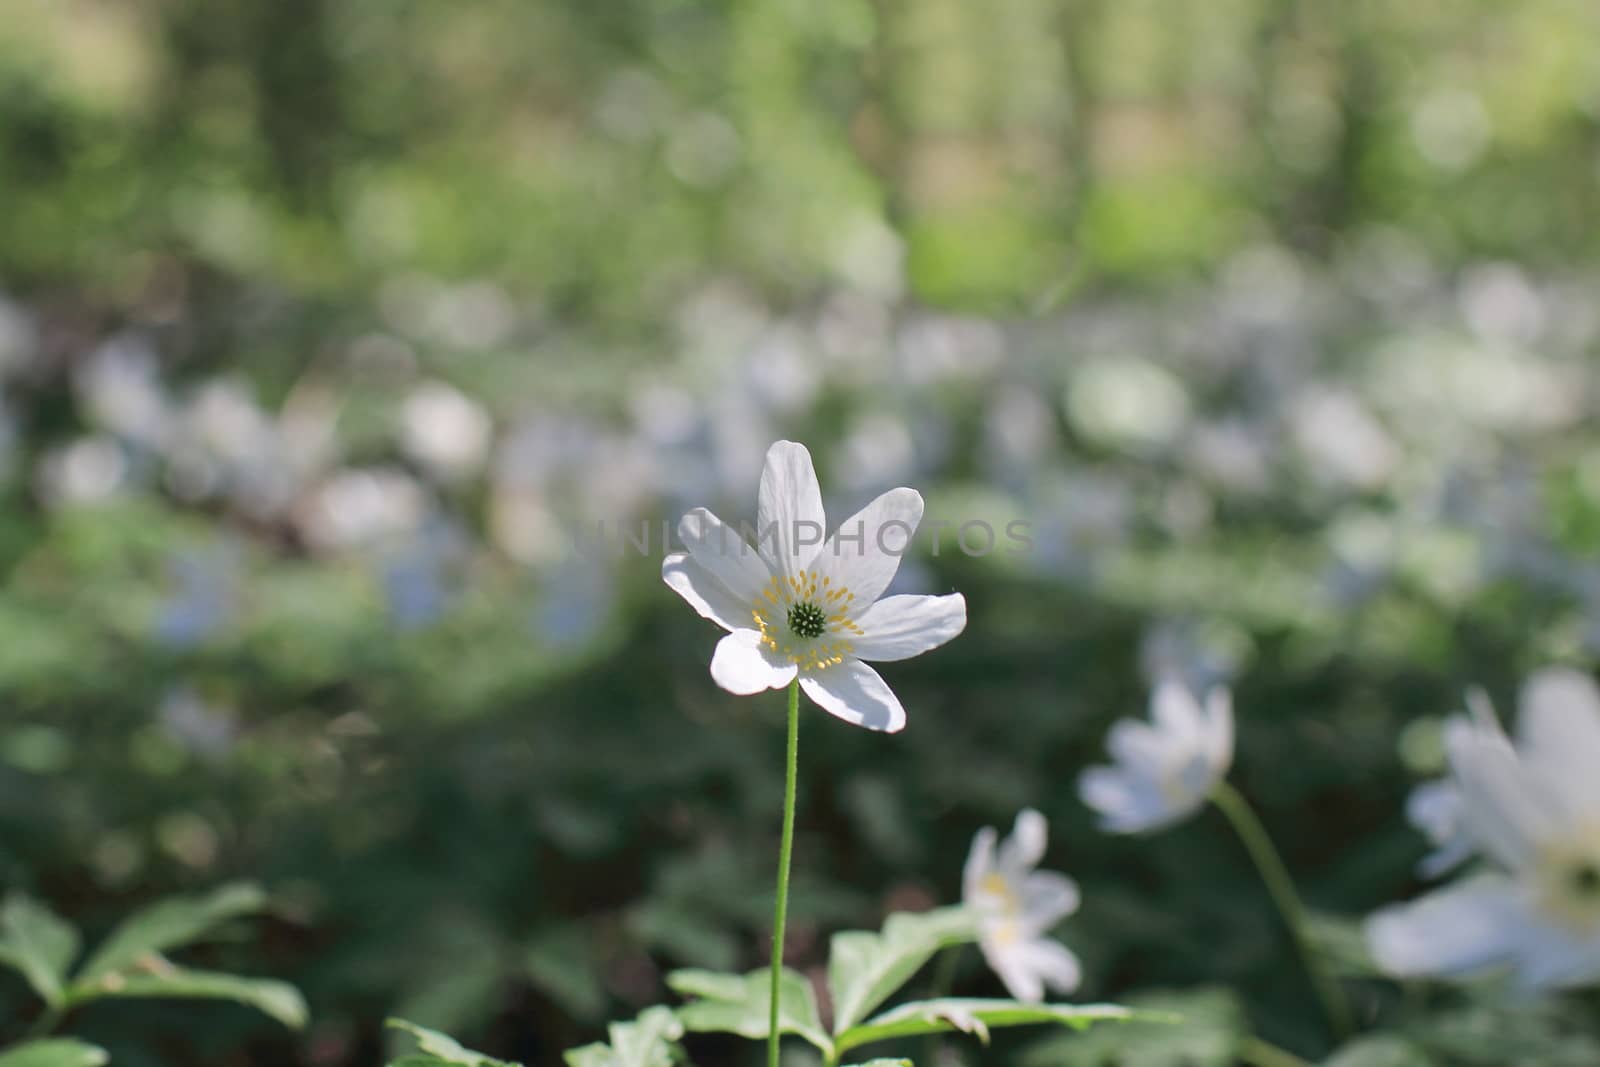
[843,1061,913,1066]
[1323,1035,1431,1067]
[524,926,608,1021]
[563,1006,685,1067]
[385,1018,518,1066]
[1020,987,1243,1067]
[73,963,307,1029]
[827,906,978,1035]
[836,998,1159,1058]
[76,882,268,983]
[1303,911,1383,979]
[668,967,831,1054]
[0,895,81,1007]
[0,1040,109,1067]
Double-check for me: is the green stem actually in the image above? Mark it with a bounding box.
[922,945,963,1064]
[1238,1035,1317,1067]
[1209,780,1353,1039]
[769,678,802,1067]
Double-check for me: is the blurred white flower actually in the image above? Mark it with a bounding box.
[75,335,170,449]
[1066,357,1190,451]
[1078,681,1234,834]
[1289,386,1397,490]
[982,386,1059,485]
[298,467,428,551]
[0,294,35,376]
[38,436,128,506]
[1406,778,1473,879]
[963,809,1082,1003]
[662,440,965,732]
[834,411,916,494]
[1367,668,1600,992]
[1186,419,1272,495]
[401,380,493,481]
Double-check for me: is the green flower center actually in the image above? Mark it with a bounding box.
[787,600,827,639]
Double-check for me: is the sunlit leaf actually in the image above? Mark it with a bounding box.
[74,962,307,1029]
[76,883,268,982]
[836,998,1158,1059]
[385,1018,519,1066]
[0,895,81,1007]
[827,906,978,1034]
[668,967,831,1054]
[0,1039,109,1067]
[1020,987,1242,1067]
[563,1006,684,1067]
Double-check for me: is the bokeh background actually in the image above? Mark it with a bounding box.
[4,0,1600,1064]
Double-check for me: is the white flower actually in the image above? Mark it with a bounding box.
[1077,681,1234,834]
[963,809,1082,1003]
[661,440,965,732]
[1366,667,1600,992]
[401,380,493,481]
[1406,778,1473,879]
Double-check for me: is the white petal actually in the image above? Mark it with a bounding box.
[1417,838,1476,880]
[963,826,998,902]
[710,629,798,695]
[1017,937,1082,996]
[1406,779,1461,845]
[981,937,1043,1003]
[1078,766,1169,834]
[662,553,746,632]
[1021,871,1081,929]
[1447,723,1555,870]
[1105,719,1169,778]
[811,487,924,607]
[1203,687,1235,776]
[1364,874,1522,980]
[998,808,1048,874]
[1151,681,1204,745]
[1406,779,1474,877]
[756,441,826,580]
[1507,914,1600,992]
[798,658,907,732]
[1518,667,1600,754]
[1516,667,1600,818]
[676,508,773,604]
[848,593,966,662]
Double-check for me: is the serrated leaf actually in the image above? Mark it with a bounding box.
[563,1006,685,1067]
[74,963,307,1029]
[668,967,831,1054]
[827,907,978,1035]
[0,1039,109,1067]
[1020,987,1243,1067]
[836,998,1158,1059]
[76,883,267,982]
[0,895,81,1006]
[385,1018,517,1066]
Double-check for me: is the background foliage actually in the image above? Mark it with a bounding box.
[2,0,1600,1063]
